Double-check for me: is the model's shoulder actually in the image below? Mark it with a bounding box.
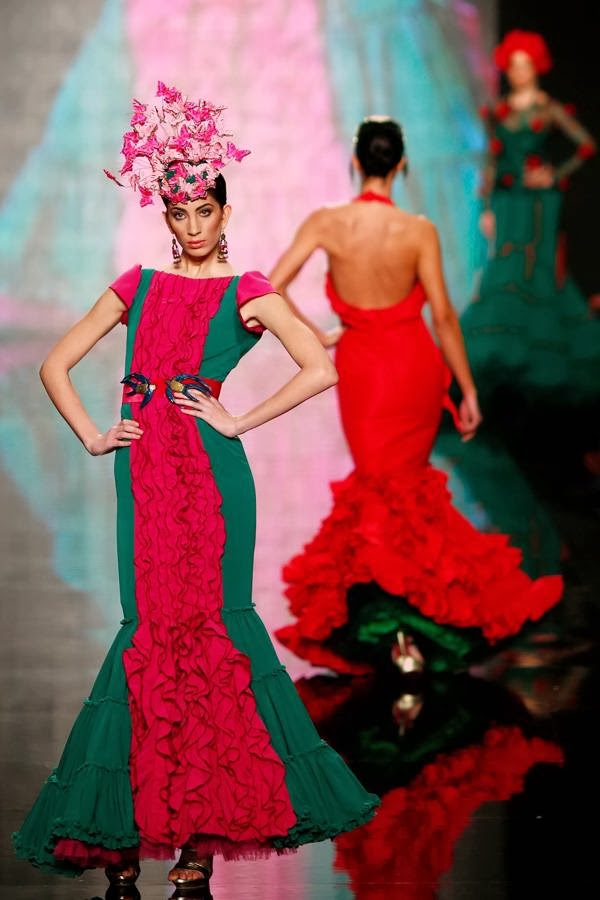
[237,271,278,297]
[109,263,143,294]
[408,215,439,247]
[404,211,436,234]
[113,262,144,278]
[537,90,552,107]
[314,201,355,220]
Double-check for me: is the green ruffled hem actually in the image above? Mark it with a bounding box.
[461,274,600,403]
[12,757,138,876]
[12,629,136,877]
[225,607,380,842]
[12,835,81,879]
[12,758,138,877]
[273,742,379,848]
[15,605,378,878]
[322,583,490,673]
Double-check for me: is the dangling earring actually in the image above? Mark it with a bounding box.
[217,232,228,263]
[171,236,182,264]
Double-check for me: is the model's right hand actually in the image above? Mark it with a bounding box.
[88,419,143,455]
[479,210,495,240]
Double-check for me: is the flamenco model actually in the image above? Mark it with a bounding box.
[432,29,599,583]
[12,83,378,893]
[269,117,563,677]
[462,29,598,405]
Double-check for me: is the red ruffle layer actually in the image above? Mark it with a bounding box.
[277,465,562,669]
[334,725,563,898]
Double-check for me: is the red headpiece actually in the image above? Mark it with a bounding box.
[493,30,553,75]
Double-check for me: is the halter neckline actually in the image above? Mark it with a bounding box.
[353,190,394,206]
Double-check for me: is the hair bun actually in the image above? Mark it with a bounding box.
[354,118,406,178]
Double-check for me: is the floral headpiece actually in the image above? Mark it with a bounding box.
[105,81,250,207]
[493,30,553,75]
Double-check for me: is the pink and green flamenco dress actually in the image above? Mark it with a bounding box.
[12,267,378,876]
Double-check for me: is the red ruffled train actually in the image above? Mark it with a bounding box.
[277,265,562,674]
[276,465,562,673]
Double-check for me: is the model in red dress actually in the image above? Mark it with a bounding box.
[269,118,563,675]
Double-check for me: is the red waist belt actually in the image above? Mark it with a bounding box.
[121,372,222,408]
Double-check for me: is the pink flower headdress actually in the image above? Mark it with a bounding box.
[105,81,250,207]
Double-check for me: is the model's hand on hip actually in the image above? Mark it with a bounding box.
[88,419,144,455]
[174,391,239,438]
[523,164,554,189]
[324,325,345,347]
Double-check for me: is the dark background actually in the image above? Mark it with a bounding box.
[499,0,599,296]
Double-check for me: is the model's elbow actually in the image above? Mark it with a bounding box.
[39,355,66,391]
[317,360,339,390]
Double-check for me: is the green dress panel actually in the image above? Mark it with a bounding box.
[13,269,378,877]
[460,98,599,404]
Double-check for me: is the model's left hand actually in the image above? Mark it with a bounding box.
[323,325,345,347]
[523,164,555,189]
[458,392,482,442]
[173,390,239,437]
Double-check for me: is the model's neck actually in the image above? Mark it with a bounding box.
[177,252,231,278]
[359,175,394,199]
[508,83,540,107]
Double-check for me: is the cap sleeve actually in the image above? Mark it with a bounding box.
[236,270,278,334]
[109,264,142,325]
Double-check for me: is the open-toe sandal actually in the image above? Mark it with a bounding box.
[105,862,140,886]
[168,847,213,890]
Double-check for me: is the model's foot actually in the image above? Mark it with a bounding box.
[105,861,140,886]
[391,631,424,673]
[168,847,213,885]
[168,866,209,882]
[113,866,138,880]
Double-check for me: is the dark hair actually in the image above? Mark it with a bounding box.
[208,173,227,206]
[161,172,228,207]
[354,117,406,177]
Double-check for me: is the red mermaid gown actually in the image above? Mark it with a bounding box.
[276,195,563,674]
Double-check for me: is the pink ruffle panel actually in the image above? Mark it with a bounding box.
[122,272,295,855]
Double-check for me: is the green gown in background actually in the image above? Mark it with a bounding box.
[460,95,599,404]
[435,96,599,583]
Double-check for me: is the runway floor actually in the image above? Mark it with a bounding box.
[2,426,600,899]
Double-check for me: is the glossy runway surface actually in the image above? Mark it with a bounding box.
[2,455,600,898]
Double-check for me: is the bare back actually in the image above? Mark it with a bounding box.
[316,201,428,309]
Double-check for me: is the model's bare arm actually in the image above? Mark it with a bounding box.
[417,221,482,440]
[39,289,143,454]
[551,100,597,181]
[268,211,340,346]
[174,292,338,436]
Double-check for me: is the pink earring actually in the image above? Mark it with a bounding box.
[217,232,228,262]
[171,236,182,264]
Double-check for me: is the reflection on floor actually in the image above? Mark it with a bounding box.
[2,432,599,899]
[2,362,600,900]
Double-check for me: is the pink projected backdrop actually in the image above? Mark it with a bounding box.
[117,0,353,677]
